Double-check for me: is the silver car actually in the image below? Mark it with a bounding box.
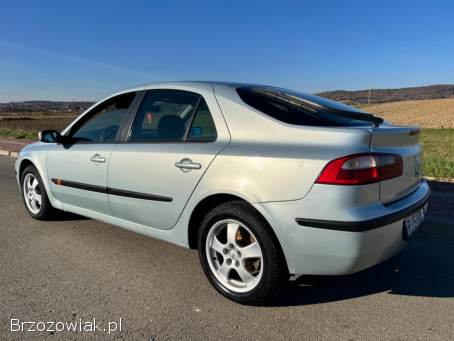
[16,82,430,304]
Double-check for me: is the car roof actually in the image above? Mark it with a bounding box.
[112,81,279,96]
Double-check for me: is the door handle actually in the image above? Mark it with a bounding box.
[175,158,201,172]
[89,154,107,164]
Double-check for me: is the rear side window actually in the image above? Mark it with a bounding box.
[236,86,382,127]
[129,90,200,142]
[187,99,217,142]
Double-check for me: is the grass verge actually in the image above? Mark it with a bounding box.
[421,129,454,178]
[0,129,37,140]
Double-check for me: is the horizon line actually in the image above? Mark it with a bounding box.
[1,82,454,103]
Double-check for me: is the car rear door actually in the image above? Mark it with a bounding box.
[46,91,139,215]
[107,85,229,230]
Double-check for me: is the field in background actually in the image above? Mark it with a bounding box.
[359,98,454,128]
[0,112,76,133]
[1,98,454,178]
[420,129,454,178]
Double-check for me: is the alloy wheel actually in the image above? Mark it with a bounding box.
[23,173,42,214]
[205,219,263,293]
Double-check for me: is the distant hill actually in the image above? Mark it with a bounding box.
[0,101,94,113]
[317,84,454,104]
[2,84,454,111]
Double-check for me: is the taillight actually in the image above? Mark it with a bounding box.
[316,153,403,185]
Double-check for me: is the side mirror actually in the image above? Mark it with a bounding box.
[38,130,62,143]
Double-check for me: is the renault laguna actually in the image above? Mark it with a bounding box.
[16,82,429,304]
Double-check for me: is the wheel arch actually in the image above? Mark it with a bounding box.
[18,158,35,179]
[188,193,243,249]
[17,154,63,210]
[187,194,288,269]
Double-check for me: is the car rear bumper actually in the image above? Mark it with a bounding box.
[258,180,430,275]
[295,187,429,232]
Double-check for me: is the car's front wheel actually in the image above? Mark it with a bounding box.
[198,201,288,304]
[21,165,56,220]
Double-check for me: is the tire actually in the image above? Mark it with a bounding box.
[20,164,57,220]
[198,201,289,304]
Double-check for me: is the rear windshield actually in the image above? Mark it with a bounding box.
[236,86,383,127]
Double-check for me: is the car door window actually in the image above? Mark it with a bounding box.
[187,99,217,142]
[128,90,200,142]
[70,92,136,143]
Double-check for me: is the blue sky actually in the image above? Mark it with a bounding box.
[1,0,453,101]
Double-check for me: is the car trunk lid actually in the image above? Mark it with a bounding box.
[369,125,423,203]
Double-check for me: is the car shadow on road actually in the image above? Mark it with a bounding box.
[269,230,454,307]
[47,211,89,221]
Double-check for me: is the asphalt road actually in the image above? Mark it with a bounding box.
[1,156,453,341]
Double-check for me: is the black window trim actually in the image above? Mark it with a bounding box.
[183,95,202,141]
[64,91,141,145]
[117,90,146,142]
[124,88,218,144]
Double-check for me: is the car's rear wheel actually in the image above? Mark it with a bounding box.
[198,201,288,304]
[21,165,56,220]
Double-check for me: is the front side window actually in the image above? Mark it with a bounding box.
[129,90,200,142]
[71,92,136,143]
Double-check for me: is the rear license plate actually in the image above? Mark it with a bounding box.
[403,203,428,239]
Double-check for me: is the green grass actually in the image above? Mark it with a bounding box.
[421,128,454,178]
[0,129,37,140]
[1,127,453,178]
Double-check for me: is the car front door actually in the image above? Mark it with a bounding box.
[107,86,229,230]
[46,91,139,215]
